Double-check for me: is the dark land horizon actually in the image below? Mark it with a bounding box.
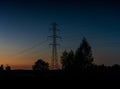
[0,1,120,86]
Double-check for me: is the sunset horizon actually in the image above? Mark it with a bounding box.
[0,0,120,70]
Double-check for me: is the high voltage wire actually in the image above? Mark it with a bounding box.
[15,34,80,56]
[18,39,48,54]
[8,39,48,59]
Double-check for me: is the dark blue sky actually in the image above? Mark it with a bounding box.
[0,0,120,69]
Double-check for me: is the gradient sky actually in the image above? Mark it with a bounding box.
[0,0,120,70]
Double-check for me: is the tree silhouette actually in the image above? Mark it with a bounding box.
[32,59,49,71]
[75,37,93,69]
[61,37,94,70]
[5,65,11,71]
[60,50,68,69]
[60,50,74,69]
[0,64,4,71]
[111,64,120,71]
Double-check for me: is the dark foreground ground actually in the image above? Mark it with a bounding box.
[0,70,120,88]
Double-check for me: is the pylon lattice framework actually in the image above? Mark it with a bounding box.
[49,22,61,70]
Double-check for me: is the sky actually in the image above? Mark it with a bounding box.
[0,0,120,70]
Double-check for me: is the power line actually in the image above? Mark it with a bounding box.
[18,39,48,54]
[8,39,48,59]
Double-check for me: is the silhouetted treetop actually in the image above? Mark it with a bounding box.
[61,37,94,70]
[5,65,11,71]
[61,50,74,69]
[75,37,93,67]
[0,64,4,71]
[32,59,49,71]
[60,50,68,69]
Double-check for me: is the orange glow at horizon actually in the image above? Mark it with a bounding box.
[0,51,51,70]
[0,42,52,70]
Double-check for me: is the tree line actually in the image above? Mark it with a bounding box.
[32,37,94,71]
[1,37,120,72]
[32,37,120,72]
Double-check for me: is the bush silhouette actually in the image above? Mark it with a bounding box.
[32,59,49,71]
[5,65,11,71]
